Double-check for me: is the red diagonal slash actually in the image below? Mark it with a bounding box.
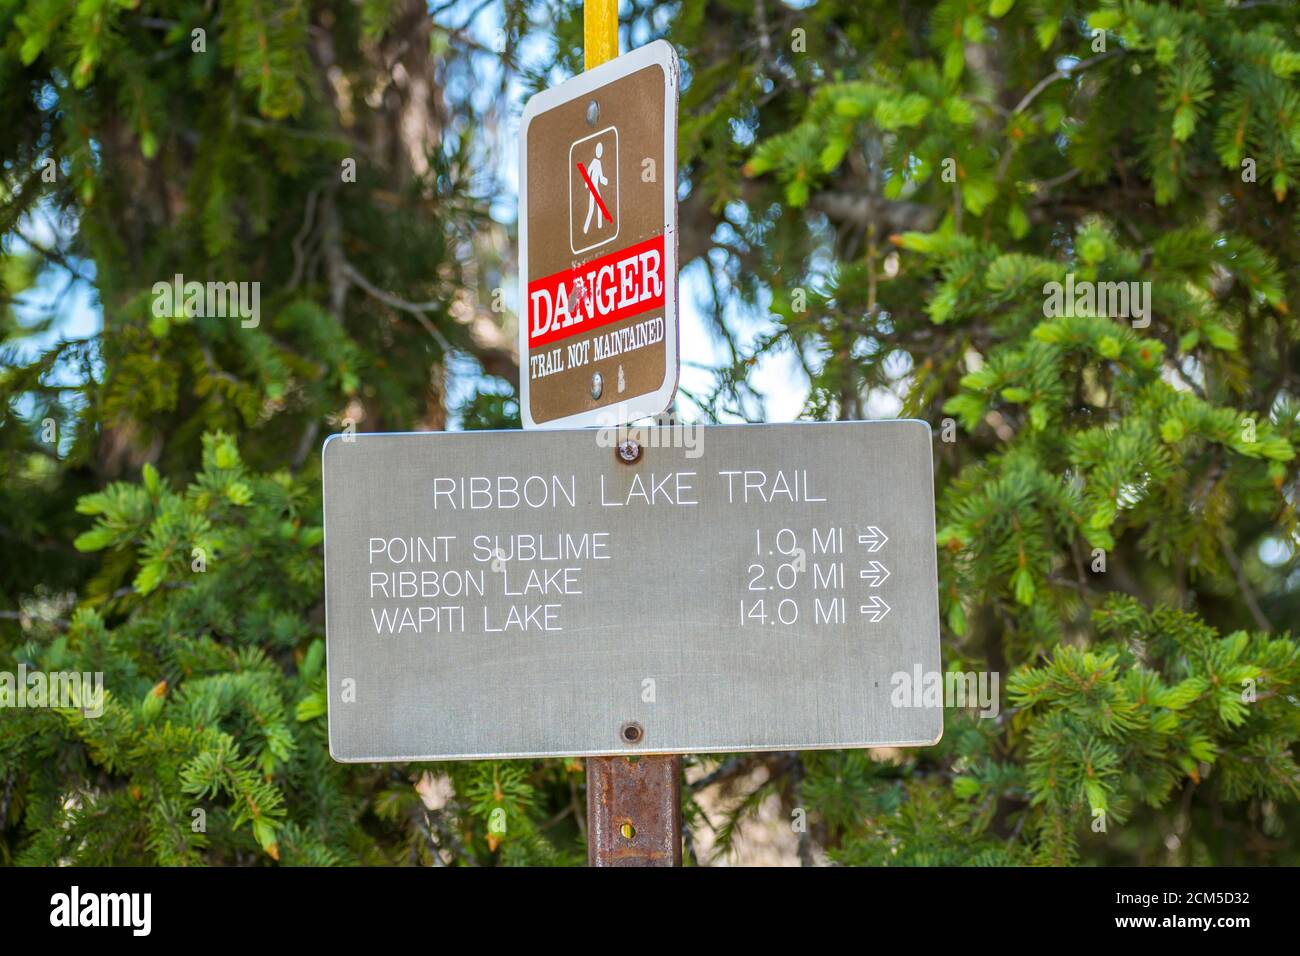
[576,161,613,224]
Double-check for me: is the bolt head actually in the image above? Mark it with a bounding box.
[586,100,599,126]
[616,439,641,464]
[590,372,603,399]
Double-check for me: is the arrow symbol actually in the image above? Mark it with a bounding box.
[857,526,889,552]
[859,561,890,587]
[859,596,891,623]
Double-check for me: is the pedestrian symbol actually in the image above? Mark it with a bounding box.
[579,142,611,234]
[570,126,619,254]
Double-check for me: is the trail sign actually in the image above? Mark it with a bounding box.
[518,40,679,429]
[323,420,942,761]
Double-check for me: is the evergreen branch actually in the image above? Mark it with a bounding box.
[1217,529,1273,631]
[1011,50,1122,117]
[286,188,320,292]
[339,260,453,352]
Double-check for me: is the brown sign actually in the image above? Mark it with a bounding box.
[518,41,679,429]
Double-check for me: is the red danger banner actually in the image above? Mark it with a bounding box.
[527,233,665,349]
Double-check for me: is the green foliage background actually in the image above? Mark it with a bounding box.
[2,0,1298,865]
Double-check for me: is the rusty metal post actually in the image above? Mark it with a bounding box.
[586,755,682,866]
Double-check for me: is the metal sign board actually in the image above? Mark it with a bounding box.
[518,40,679,430]
[323,420,942,761]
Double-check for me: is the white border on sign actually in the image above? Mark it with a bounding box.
[568,125,620,255]
[518,39,680,431]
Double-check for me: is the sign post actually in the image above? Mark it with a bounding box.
[576,0,681,867]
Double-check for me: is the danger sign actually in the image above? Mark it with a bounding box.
[519,41,679,429]
[527,235,664,347]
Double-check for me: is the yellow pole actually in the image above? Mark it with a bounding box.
[584,0,618,70]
